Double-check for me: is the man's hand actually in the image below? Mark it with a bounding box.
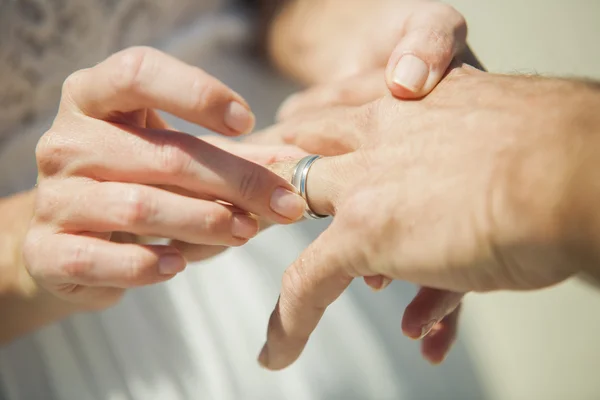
[254,66,600,370]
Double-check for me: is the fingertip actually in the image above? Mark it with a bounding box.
[421,333,453,365]
[269,187,306,223]
[224,101,255,135]
[364,275,392,292]
[402,319,437,340]
[257,344,270,369]
[157,251,187,275]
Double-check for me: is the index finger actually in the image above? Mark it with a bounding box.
[62,46,254,136]
[258,222,354,370]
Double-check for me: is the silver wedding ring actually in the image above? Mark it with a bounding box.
[291,155,328,220]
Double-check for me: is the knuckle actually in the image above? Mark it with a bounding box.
[109,46,156,94]
[123,250,152,285]
[201,209,230,236]
[35,130,71,176]
[119,186,154,226]
[33,181,61,222]
[154,135,193,176]
[339,190,386,234]
[189,74,217,111]
[61,241,94,281]
[237,165,266,202]
[61,69,86,102]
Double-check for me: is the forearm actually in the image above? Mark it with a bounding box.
[524,77,600,278]
[0,190,77,344]
[560,86,600,278]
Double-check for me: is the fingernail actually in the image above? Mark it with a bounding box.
[158,254,185,275]
[393,54,429,92]
[231,213,259,239]
[258,344,269,368]
[418,320,438,340]
[371,277,393,292]
[224,101,255,134]
[270,187,305,221]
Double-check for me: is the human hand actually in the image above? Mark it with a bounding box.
[272,0,470,119]
[256,66,595,369]
[22,47,308,311]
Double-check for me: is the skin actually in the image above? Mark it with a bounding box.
[268,0,470,97]
[255,51,483,365]
[253,66,600,370]
[1,0,469,343]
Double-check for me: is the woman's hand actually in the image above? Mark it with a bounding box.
[22,47,307,311]
[254,66,599,369]
[270,0,470,118]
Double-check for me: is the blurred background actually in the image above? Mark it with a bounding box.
[444,1,600,399]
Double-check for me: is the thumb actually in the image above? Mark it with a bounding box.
[266,153,365,218]
[385,3,467,98]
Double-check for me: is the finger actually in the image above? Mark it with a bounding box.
[258,222,354,370]
[62,46,254,135]
[266,153,363,217]
[401,287,464,339]
[200,136,309,165]
[385,3,467,98]
[248,107,366,156]
[47,125,306,224]
[170,242,228,262]
[276,69,388,121]
[170,208,279,262]
[27,233,186,288]
[51,182,259,246]
[363,275,393,291]
[421,305,461,365]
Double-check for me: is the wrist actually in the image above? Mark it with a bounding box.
[557,84,600,276]
[492,79,600,286]
[0,190,79,343]
[0,190,37,297]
